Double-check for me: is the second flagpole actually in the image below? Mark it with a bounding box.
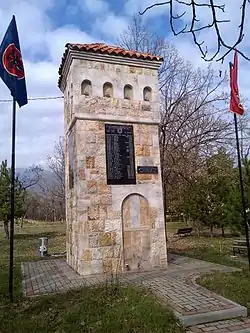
[8,97,17,302]
[233,112,250,268]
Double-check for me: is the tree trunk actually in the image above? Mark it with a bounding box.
[210,225,213,238]
[21,216,25,228]
[196,222,200,237]
[4,221,9,239]
[221,225,225,237]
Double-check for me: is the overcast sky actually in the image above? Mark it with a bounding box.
[0,0,249,168]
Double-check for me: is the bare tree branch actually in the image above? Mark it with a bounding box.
[18,165,43,190]
[139,0,250,62]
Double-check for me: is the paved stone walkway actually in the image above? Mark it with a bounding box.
[21,254,248,331]
[187,318,250,333]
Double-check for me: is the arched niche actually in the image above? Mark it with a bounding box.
[81,79,92,96]
[143,86,152,102]
[124,84,133,100]
[103,82,113,98]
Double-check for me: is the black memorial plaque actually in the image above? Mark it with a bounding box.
[137,166,158,174]
[105,124,136,185]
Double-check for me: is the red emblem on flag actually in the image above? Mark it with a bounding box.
[230,51,244,116]
[2,43,25,79]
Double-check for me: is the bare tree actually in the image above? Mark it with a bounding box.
[14,139,66,223]
[47,136,65,201]
[24,192,57,222]
[160,58,232,212]
[139,1,250,62]
[38,137,65,222]
[118,15,233,214]
[12,165,44,227]
[118,14,165,55]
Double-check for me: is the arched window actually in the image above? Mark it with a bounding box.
[81,80,92,96]
[103,82,113,98]
[143,86,152,102]
[124,84,133,100]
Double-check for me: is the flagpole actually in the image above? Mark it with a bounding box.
[233,112,250,268]
[9,97,16,301]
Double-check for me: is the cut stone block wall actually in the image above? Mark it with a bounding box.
[62,51,168,275]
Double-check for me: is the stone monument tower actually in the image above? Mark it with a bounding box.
[58,43,168,275]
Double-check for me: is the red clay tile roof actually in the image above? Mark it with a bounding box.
[65,43,163,61]
[58,43,163,87]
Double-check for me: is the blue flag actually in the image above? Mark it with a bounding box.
[0,15,27,107]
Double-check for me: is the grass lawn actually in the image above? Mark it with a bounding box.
[0,221,184,333]
[198,270,250,313]
[168,233,250,315]
[168,234,248,268]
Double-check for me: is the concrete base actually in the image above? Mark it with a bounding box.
[176,305,247,327]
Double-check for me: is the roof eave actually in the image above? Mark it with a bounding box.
[58,48,163,91]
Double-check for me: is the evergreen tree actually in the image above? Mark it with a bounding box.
[181,150,235,236]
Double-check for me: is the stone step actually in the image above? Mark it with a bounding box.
[187,317,250,333]
[177,303,247,327]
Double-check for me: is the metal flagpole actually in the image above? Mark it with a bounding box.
[233,112,250,268]
[9,97,17,301]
